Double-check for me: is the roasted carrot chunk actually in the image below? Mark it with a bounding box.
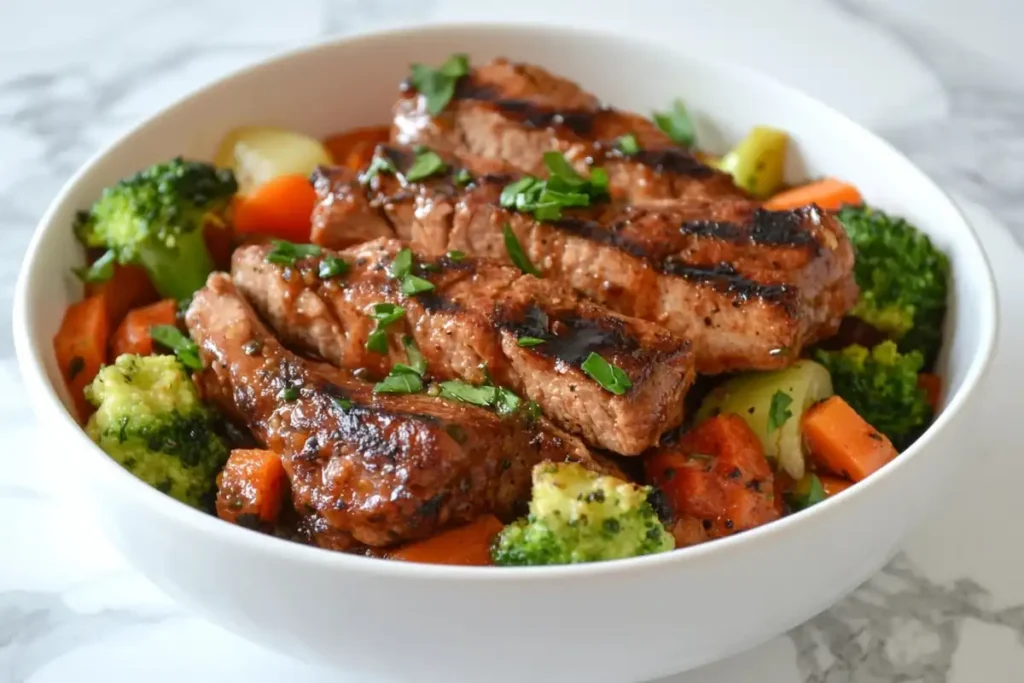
[53,295,110,422]
[84,264,159,329]
[763,177,863,212]
[802,395,898,481]
[216,449,288,526]
[387,515,505,566]
[233,174,318,242]
[645,415,778,546]
[110,299,178,359]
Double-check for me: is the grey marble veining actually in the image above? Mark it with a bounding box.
[1,1,1022,681]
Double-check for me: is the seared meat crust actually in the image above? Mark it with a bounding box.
[186,274,600,548]
[232,239,694,455]
[310,146,857,373]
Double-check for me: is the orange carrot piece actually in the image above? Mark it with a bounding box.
[233,174,318,242]
[84,264,159,330]
[216,449,288,525]
[645,415,778,544]
[52,295,110,422]
[763,178,863,211]
[110,299,178,359]
[917,373,942,412]
[323,125,391,170]
[388,515,505,566]
[802,395,898,481]
[818,474,854,497]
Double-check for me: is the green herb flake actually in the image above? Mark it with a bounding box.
[517,336,546,348]
[278,386,300,402]
[389,248,414,280]
[503,223,540,276]
[73,249,115,284]
[581,352,632,395]
[405,149,447,182]
[788,474,827,511]
[494,387,521,416]
[397,335,427,376]
[318,255,349,279]
[617,133,640,155]
[401,274,435,295]
[365,303,406,354]
[543,150,586,188]
[359,154,398,184]
[150,325,203,371]
[454,169,473,186]
[409,53,470,115]
[374,371,424,395]
[265,240,322,267]
[446,250,467,262]
[438,380,498,408]
[653,99,696,147]
[500,177,539,208]
[767,390,793,433]
[333,396,353,410]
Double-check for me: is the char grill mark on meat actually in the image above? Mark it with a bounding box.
[231,239,695,455]
[392,57,745,204]
[309,145,857,374]
[185,274,603,549]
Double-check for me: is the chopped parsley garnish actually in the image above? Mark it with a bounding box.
[73,249,115,284]
[438,380,523,416]
[278,386,300,402]
[617,133,640,155]
[438,380,498,408]
[389,248,436,295]
[517,336,546,348]
[503,223,540,276]
[374,371,423,394]
[499,152,609,221]
[150,325,203,371]
[454,168,473,185]
[318,255,349,279]
[359,154,398,184]
[404,148,447,182]
[409,53,470,115]
[401,274,435,295]
[333,396,353,410]
[653,99,696,147]
[375,336,427,394]
[767,390,794,433]
[787,474,827,511]
[393,335,427,376]
[389,248,413,279]
[365,303,405,354]
[265,240,321,267]
[581,352,632,395]
[446,250,467,262]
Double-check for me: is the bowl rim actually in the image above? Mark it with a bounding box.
[12,20,999,582]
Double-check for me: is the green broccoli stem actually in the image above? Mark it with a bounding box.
[138,228,215,300]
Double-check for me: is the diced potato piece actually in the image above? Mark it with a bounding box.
[214,126,332,195]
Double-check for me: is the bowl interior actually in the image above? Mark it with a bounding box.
[16,23,996,565]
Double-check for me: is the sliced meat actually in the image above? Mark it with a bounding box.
[392,57,744,204]
[186,274,601,549]
[232,239,694,455]
[310,147,858,374]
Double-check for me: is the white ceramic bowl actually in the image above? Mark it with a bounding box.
[13,23,997,683]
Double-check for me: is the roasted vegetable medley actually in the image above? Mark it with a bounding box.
[53,54,948,566]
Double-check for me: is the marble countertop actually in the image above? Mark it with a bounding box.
[2,1,1023,681]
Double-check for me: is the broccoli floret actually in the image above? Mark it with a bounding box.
[74,158,237,300]
[815,341,932,450]
[492,462,674,566]
[838,205,949,365]
[85,354,229,508]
